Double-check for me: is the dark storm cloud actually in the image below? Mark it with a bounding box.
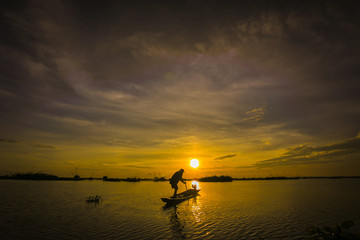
[1,1,359,118]
[254,136,360,168]
[214,154,237,161]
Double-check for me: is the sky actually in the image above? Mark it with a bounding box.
[1,0,360,178]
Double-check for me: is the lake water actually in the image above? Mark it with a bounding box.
[1,179,360,239]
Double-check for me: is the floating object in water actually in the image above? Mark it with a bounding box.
[85,195,102,203]
[161,189,200,205]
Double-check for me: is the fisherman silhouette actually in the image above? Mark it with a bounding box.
[170,169,186,197]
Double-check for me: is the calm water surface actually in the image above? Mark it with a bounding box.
[1,179,360,239]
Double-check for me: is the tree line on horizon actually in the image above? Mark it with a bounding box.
[1,172,359,181]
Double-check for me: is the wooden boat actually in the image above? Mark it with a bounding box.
[161,189,200,205]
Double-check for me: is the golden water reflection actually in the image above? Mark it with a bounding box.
[191,203,202,223]
[166,182,203,238]
[191,180,200,190]
[190,181,202,222]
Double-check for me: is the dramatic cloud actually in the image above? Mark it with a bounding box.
[254,136,360,168]
[0,0,359,177]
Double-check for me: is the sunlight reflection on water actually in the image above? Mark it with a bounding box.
[191,202,202,223]
[1,179,360,239]
[191,180,200,190]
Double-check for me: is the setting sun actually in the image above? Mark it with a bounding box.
[190,159,200,168]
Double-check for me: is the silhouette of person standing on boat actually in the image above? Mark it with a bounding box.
[170,169,186,197]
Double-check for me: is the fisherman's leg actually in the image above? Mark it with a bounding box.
[173,185,178,197]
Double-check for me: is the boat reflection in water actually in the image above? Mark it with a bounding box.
[4,179,359,239]
[168,206,186,238]
[164,181,203,239]
[165,197,203,239]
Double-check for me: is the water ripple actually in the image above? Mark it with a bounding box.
[1,179,360,239]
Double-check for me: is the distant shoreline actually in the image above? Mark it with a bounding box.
[0,173,360,182]
[233,176,360,180]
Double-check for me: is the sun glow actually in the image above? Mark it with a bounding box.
[190,159,199,168]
